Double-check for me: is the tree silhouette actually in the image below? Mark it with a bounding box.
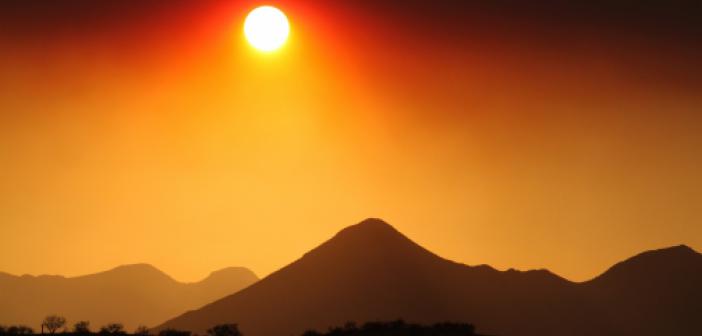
[73,321,91,334]
[43,315,67,334]
[99,323,126,335]
[134,326,150,336]
[206,324,241,336]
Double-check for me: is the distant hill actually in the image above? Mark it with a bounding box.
[155,218,702,336]
[0,264,258,331]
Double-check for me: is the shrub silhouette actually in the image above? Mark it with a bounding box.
[158,329,191,336]
[2,326,34,335]
[302,330,322,336]
[100,324,126,335]
[43,315,67,334]
[73,321,91,334]
[206,324,241,336]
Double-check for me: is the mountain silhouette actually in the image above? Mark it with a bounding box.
[0,264,258,331]
[581,245,702,335]
[155,219,702,336]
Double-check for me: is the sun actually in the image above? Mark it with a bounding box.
[244,6,290,52]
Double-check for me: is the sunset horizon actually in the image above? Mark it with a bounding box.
[2,1,701,335]
[1,216,698,284]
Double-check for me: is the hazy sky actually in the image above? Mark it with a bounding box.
[1,0,701,282]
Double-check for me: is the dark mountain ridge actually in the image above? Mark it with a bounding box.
[156,218,701,336]
[580,245,702,335]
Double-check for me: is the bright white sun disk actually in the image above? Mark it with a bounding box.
[244,6,290,52]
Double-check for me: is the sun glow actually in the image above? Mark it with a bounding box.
[244,6,290,52]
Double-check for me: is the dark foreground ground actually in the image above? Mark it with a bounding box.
[0,321,485,336]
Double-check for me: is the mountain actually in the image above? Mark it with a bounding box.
[155,219,702,336]
[0,264,258,331]
[581,245,702,335]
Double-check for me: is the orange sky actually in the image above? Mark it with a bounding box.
[1,0,701,282]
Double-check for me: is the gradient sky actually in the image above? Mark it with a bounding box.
[1,0,701,282]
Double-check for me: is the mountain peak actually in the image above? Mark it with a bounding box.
[199,267,258,285]
[664,244,697,254]
[97,263,176,282]
[321,218,423,254]
[335,218,400,238]
[110,263,164,273]
[288,218,448,271]
[589,244,701,284]
[627,244,699,262]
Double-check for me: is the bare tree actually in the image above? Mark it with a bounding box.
[73,321,91,334]
[42,315,67,334]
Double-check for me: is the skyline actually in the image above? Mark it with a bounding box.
[1,215,698,283]
[1,0,701,283]
[2,220,697,283]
